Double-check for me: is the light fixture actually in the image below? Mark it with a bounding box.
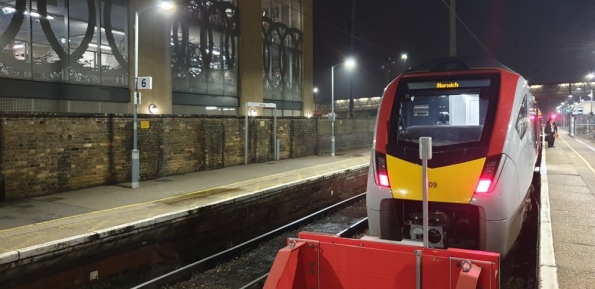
[306,111,312,118]
[344,58,356,68]
[401,53,408,60]
[25,11,54,19]
[88,43,112,50]
[250,108,257,116]
[148,104,158,114]
[158,1,175,10]
[588,73,594,80]
[97,27,126,36]
[313,87,318,93]
[12,44,24,49]
[2,7,15,14]
[205,106,218,110]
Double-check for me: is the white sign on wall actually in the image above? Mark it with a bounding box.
[137,77,152,90]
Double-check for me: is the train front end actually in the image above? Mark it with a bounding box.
[367,58,527,257]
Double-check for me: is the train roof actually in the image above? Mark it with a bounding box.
[405,56,518,75]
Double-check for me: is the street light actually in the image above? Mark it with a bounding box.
[401,53,408,70]
[131,0,175,189]
[331,57,356,157]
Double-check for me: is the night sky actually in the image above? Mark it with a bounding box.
[313,0,595,102]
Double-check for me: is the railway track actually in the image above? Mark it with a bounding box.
[131,193,368,289]
[131,185,538,289]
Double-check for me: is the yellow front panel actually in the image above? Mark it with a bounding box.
[387,155,485,204]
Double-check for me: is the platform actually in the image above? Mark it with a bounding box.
[541,129,595,288]
[0,148,370,281]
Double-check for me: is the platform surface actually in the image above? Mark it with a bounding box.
[0,148,370,256]
[542,129,595,289]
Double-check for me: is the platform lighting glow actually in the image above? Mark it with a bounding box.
[401,53,408,60]
[88,43,112,50]
[344,58,356,68]
[313,87,318,93]
[148,104,158,114]
[205,106,218,110]
[158,1,174,10]
[569,95,573,98]
[588,73,595,79]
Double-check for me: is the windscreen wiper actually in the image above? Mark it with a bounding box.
[396,113,415,144]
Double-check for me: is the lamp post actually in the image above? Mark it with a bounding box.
[131,1,174,189]
[401,53,408,71]
[331,58,356,157]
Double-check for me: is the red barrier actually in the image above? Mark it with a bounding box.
[264,232,499,289]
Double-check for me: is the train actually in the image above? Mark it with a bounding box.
[366,57,541,257]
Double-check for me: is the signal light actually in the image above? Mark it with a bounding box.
[375,152,391,188]
[474,155,503,194]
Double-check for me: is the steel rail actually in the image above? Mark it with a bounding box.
[131,192,367,289]
[238,217,369,289]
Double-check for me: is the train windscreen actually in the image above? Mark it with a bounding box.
[389,75,499,149]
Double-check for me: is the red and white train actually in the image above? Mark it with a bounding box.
[366,57,541,257]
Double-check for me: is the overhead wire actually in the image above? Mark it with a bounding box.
[268,0,398,55]
[438,0,496,59]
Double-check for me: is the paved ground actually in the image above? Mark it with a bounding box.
[0,148,370,255]
[544,129,595,288]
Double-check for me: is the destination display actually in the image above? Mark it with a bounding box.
[408,79,491,90]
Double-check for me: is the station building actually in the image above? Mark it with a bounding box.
[0,0,314,117]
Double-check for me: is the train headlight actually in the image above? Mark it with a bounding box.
[375,152,391,188]
[474,154,504,193]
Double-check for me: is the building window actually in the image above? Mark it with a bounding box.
[0,0,128,86]
[262,0,303,102]
[170,0,238,97]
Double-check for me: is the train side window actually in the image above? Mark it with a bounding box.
[516,94,528,138]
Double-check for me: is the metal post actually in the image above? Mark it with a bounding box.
[449,0,456,56]
[274,108,277,160]
[571,117,575,136]
[419,137,432,249]
[131,11,140,189]
[331,65,335,157]
[245,104,249,165]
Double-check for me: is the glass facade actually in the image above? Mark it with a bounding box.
[0,0,128,86]
[262,0,303,102]
[170,0,238,98]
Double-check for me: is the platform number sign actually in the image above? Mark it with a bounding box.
[137,77,152,90]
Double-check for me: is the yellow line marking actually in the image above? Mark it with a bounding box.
[0,158,367,234]
[558,135,595,174]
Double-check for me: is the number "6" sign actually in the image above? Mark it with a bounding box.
[137,77,153,90]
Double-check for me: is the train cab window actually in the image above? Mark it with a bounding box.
[516,94,528,139]
[389,75,499,150]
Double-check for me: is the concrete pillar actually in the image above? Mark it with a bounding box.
[128,0,173,114]
[301,0,314,117]
[238,1,264,115]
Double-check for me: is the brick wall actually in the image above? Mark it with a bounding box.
[0,113,374,200]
